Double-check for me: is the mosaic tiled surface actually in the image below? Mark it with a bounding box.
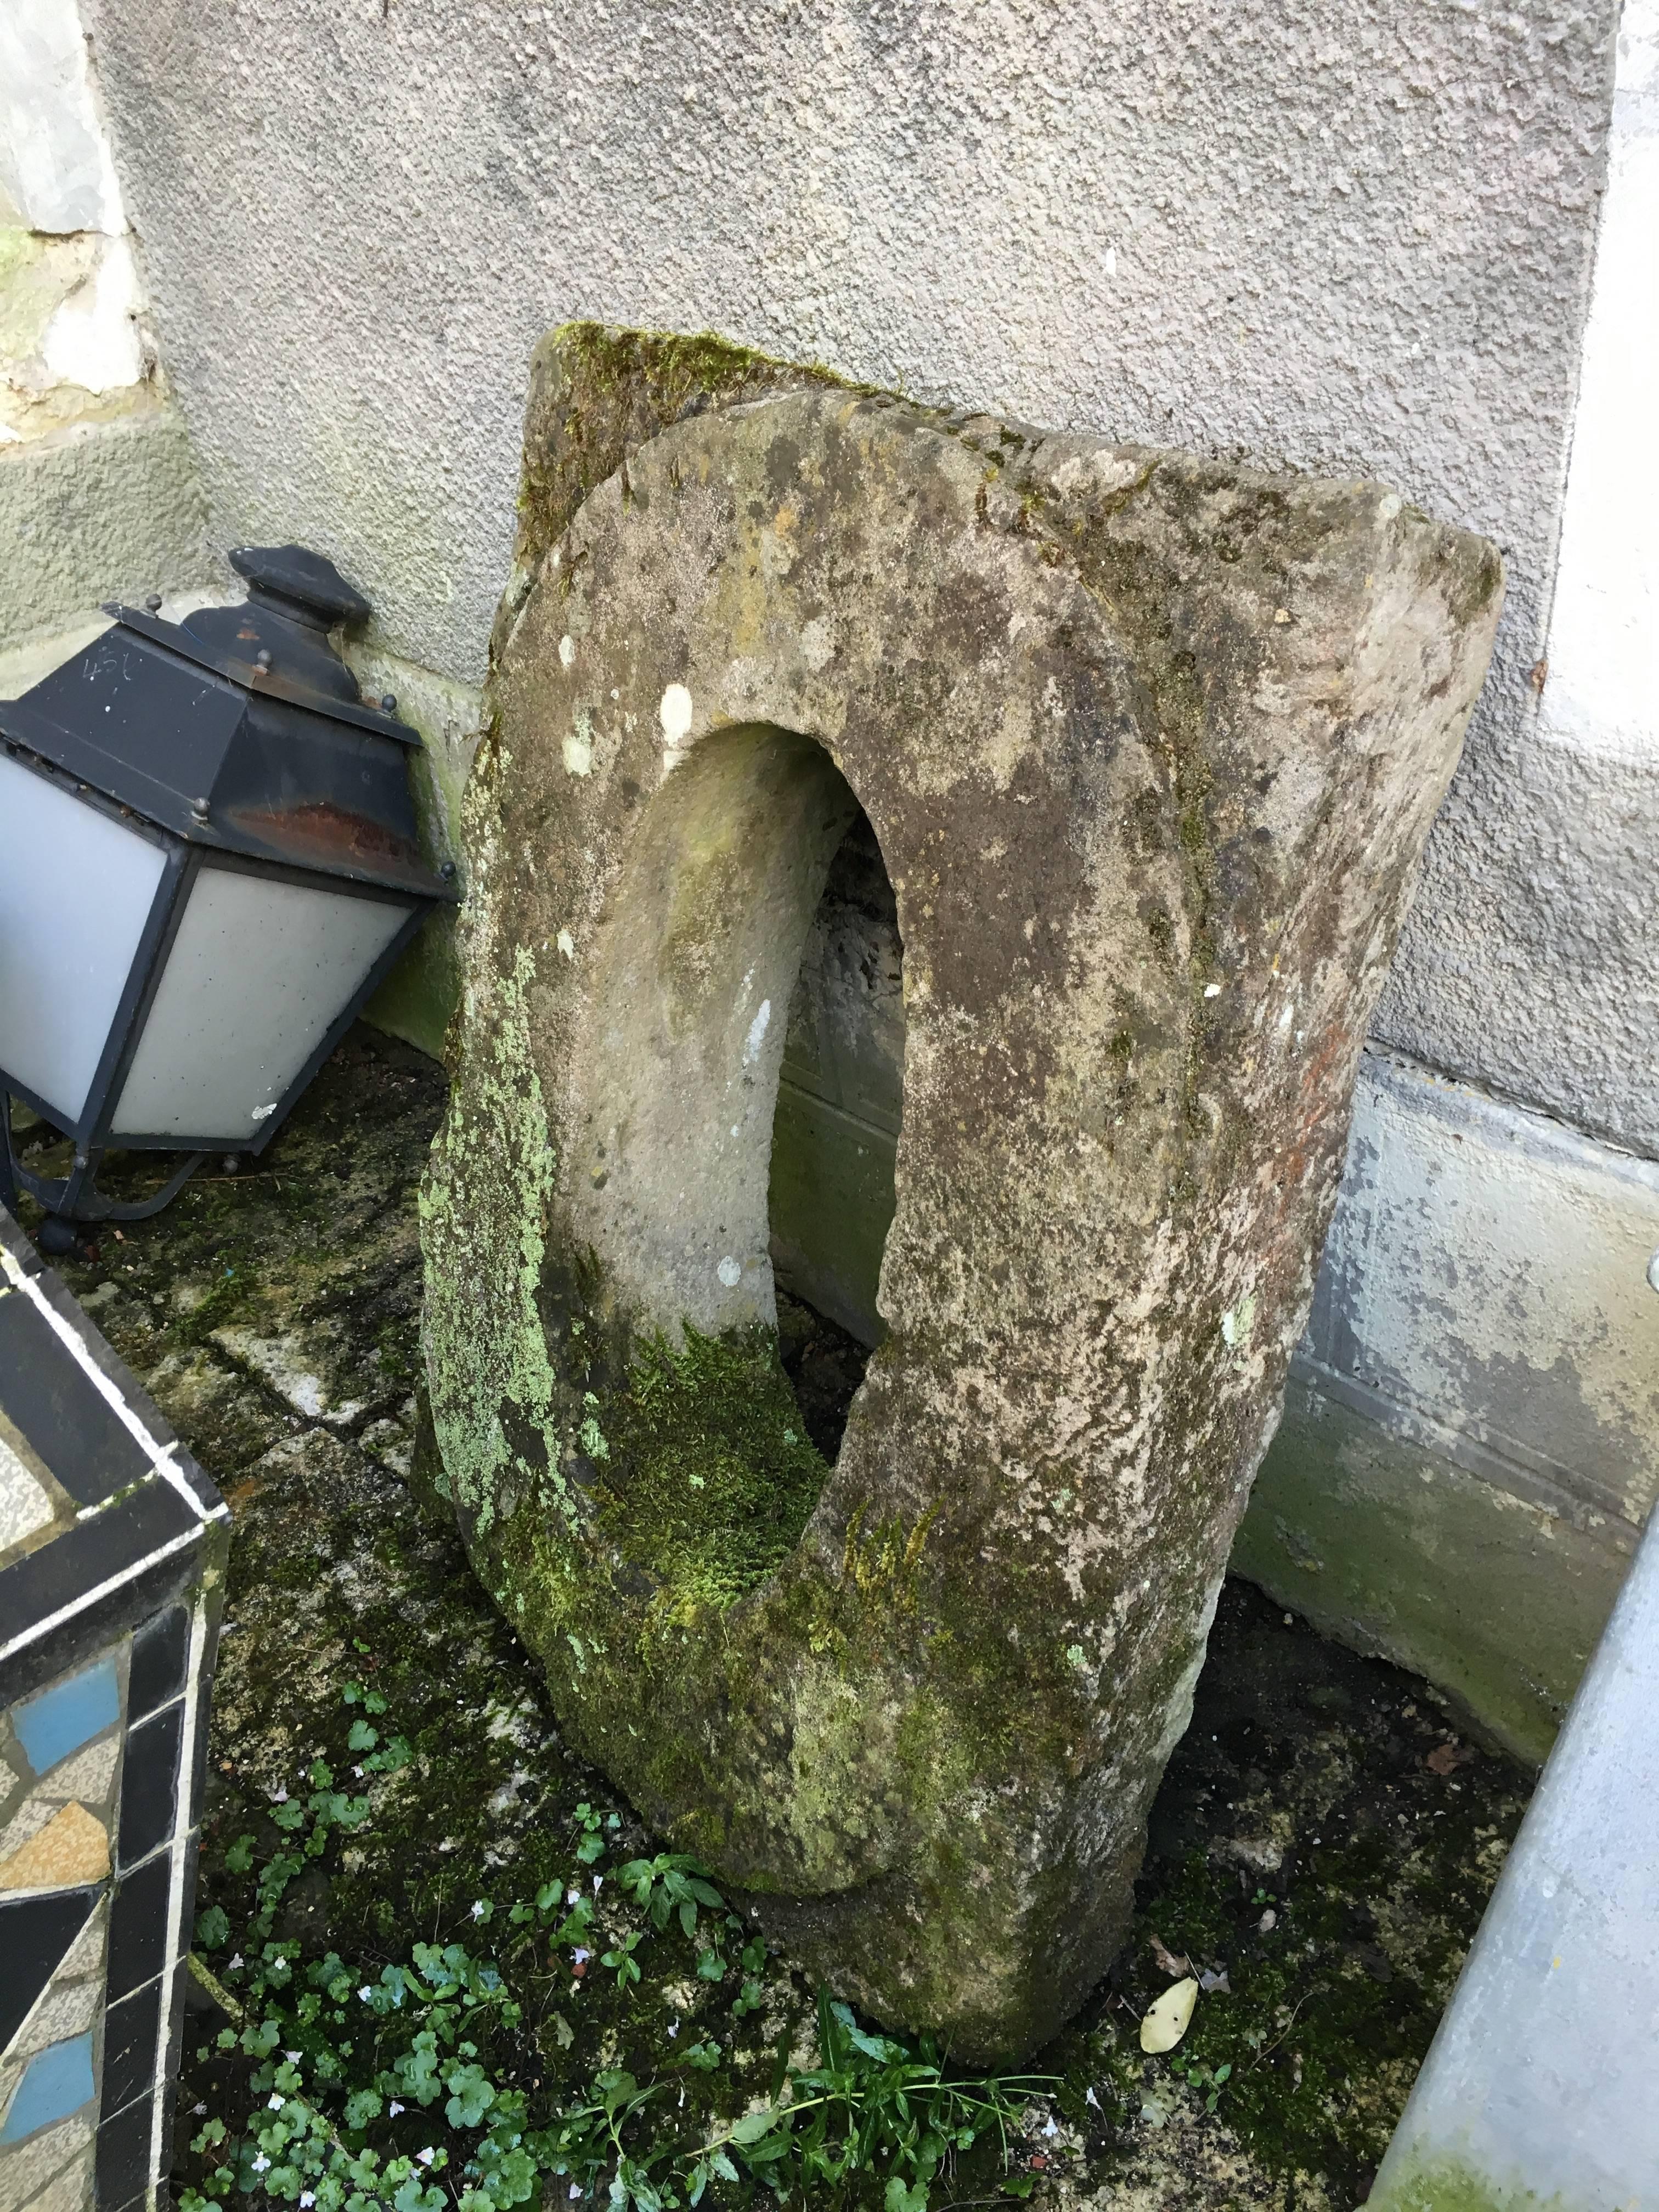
[0,1209,228,2211]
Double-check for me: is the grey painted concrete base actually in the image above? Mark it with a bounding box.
[1233,1372,1638,1768]
[1239,1050,1659,1768]
[0,408,209,648]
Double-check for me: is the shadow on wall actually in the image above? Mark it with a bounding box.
[768,806,904,1351]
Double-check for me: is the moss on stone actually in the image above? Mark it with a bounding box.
[1371,2159,1578,2212]
[590,1322,831,1618]
[429,326,1505,2061]
[507,319,865,617]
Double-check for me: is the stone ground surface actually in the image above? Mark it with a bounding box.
[13,1028,1532,2210]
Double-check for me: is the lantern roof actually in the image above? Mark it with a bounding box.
[0,547,456,905]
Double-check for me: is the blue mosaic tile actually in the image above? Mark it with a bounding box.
[0,2030,95,2142]
[12,1655,120,1778]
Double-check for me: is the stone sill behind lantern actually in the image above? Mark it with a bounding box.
[0,1204,228,2212]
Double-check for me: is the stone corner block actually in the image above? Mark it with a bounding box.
[421,326,1503,2058]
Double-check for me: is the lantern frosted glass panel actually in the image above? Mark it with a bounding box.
[0,755,167,1129]
[109,868,414,1143]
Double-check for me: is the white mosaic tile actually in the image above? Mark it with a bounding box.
[8,1976,101,2066]
[0,1434,53,1556]
[0,2111,93,2212]
[53,1900,106,1984]
[0,1796,58,1858]
[36,1733,121,1808]
[29,2148,93,2212]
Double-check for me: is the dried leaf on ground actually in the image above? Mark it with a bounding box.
[1139,1977,1199,2053]
[1425,1741,1475,1776]
[1149,1932,1192,1978]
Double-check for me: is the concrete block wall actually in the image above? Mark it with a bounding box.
[0,0,214,654]
[3,0,1654,1758]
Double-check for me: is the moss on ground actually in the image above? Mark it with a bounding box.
[8,1028,1531,2210]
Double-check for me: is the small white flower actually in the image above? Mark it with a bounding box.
[252,2155,270,2174]
[228,1954,244,1971]
[567,1888,580,1906]
[389,2102,405,2117]
[1043,2117,1058,2138]
[353,1764,364,1778]
[285,2051,301,2064]
[471,1899,487,1920]
[193,2103,206,2117]
[359,1986,374,2002]
[273,1788,289,1804]
[569,2189,582,2201]
[1085,2086,1101,2109]
[269,2094,285,2110]
[592,1876,603,1894]
[667,2020,679,2038]
[301,2195,317,2208]
[572,1948,590,1963]
[417,2147,435,2166]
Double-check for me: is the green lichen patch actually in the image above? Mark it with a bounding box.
[1371,2157,1577,2212]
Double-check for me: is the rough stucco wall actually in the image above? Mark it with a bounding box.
[1373,0,1659,1156]
[80,0,1629,1132]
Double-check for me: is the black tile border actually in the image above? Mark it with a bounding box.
[107,1845,172,2006]
[128,1606,189,1723]
[0,1208,229,2207]
[0,1487,203,1707]
[0,1209,219,1517]
[96,2089,155,2210]
[117,1700,184,1872]
[0,1511,230,1717]
[0,1293,155,1509]
[101,1973,165,2120]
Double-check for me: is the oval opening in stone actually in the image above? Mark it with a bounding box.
[769,803,904,1462]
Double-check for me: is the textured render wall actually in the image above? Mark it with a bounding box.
[81,0,1629,1128]
[1375,0,1658,1154]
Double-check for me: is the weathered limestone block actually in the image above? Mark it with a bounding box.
[421,326,1502,2059]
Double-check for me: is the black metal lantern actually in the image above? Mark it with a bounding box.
[0,546,456,1251]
